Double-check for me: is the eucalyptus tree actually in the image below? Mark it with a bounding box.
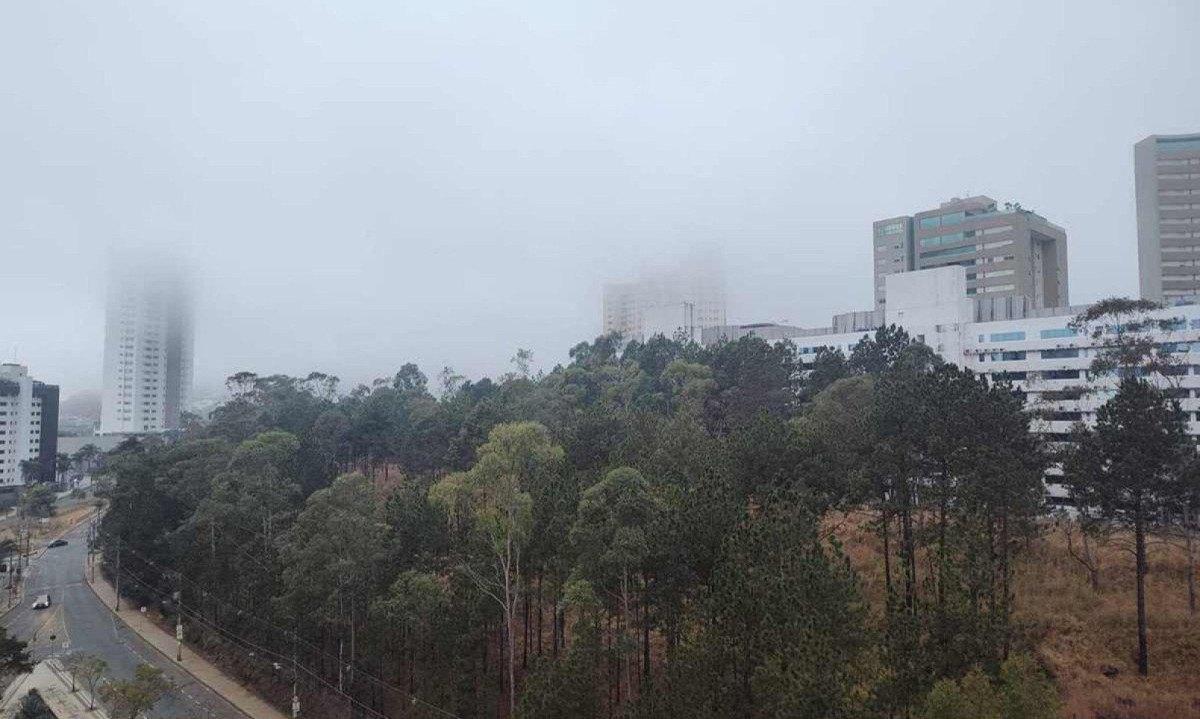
[430,421,564,718]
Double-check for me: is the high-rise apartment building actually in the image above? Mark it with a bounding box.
[873,196,1068,309]
[0,364,59,489]
[100,258,194,434]
[1135,133,1200,302]
[602,265,726,343]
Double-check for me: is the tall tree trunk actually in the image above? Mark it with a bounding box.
[537,573,544,657]
[1186,529,1196,614]
[1136,513,1149,676]
[642,583,650,683]
[999,504,1011,659]
[622,569,634,703]
[504,537,517,718]
[523,574,530,669]
[899,479,917,613]
[880,497,893,597]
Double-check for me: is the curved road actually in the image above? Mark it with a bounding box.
[2,520,247,719]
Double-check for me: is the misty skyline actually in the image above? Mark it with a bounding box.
[3,0,1199,399]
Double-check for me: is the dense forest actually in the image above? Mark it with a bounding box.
[96,312,1199,718]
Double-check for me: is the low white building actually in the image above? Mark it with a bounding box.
[0,364,59,489]
[706,266,1200,503]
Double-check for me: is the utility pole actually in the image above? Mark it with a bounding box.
[175,579,184,661]
[113,537,121,612]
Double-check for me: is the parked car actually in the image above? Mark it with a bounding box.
[31,594,51,610]
[47,539,68,548]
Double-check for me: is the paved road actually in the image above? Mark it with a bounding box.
[2,521,247,719]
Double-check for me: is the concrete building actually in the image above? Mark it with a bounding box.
[873,196,1068,310]
[1135,133,1200,302]
[100,258,194,434]
[707,266,1200,503]
[603,266,726,343]
[0,364,59,489]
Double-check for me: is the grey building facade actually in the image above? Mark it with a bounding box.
[873,196,1068,310]
[1135,133,1200,302]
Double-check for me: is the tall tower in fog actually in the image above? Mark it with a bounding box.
[100,255,194,434]
[602,259,726,343]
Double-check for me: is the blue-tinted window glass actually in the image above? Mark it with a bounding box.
[920,245,975,259]
[919,216,941,229]
[1000,351,1026,361]
[990,331,1026,342]
[1039,328,1077,339]
[1163,318,1186,331]
[1158,138,1200,154]
[940,211,965,226]
[1040,348,1080,359]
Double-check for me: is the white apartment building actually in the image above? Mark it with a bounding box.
[603,266,726,343]
[0,364,58,488]
[706,266,1200,500]
[100,259,194,434]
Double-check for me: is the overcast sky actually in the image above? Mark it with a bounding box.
[3,0,1199,400]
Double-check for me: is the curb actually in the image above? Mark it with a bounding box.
[81,559,259,719]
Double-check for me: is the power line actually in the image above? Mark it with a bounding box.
[116,565,400,719]
[105,542,460,718]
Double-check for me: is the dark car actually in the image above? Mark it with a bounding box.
[47,539,68,548]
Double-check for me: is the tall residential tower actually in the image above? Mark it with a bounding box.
[100,257,194,434]
[1135,133,1200,302]
[873,196,1068,310]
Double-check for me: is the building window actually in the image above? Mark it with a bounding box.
[1040,328,1077,339]
[990,331,1026,342]
[1040,348,1080,359]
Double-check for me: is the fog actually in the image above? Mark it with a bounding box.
[3,0,1199,399]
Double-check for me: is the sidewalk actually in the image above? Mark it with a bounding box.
[0,660,109,719]
[85,565,288,719]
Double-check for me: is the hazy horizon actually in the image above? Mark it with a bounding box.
[3,0,1199,401]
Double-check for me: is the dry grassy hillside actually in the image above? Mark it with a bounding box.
[830,512,1200,719]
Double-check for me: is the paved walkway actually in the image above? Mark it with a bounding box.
[0,659,109,719]
[85,565,289,719]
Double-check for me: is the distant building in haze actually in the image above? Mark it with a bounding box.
[603,264,726,343]
[0,364,59,489]
[1135,133,1200,302]
[873,195,1068,310]
[100,256,194,434]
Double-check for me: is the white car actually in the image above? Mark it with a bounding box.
[31,594,51,610]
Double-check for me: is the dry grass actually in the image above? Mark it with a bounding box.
[824,511,1200,719]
